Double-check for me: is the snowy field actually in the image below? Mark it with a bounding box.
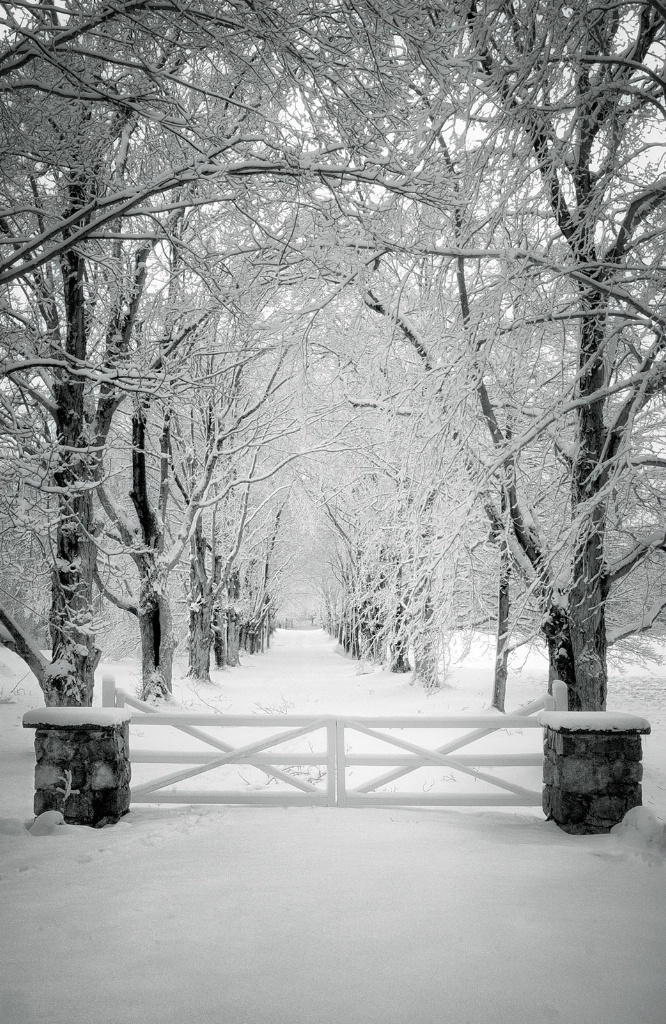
[1,628,665,1024]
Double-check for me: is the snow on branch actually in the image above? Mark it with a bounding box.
[606,178,666,263]
[608,530,666,586]
[346,396,414,417]
[608,596,666,646]
[96,483,137,548]
[0,601,48,686]
[93,567,139,618]
[363,289,434,371]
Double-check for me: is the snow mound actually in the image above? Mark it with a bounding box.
[28,810,69,836]
[0,816,30,836]
[610,807,666,865]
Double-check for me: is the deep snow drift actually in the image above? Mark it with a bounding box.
[1,629,665,1024]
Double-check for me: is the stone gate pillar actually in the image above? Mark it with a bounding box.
[540,711,651,835]
[23,708,132,827]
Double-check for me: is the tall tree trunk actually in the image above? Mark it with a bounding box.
[131,406,175,700]
[492,550,511,713]
[539,296,609,709]
[46,246,101,705]
[212,555,225,668]
[566,294,609,710]
[492,493,511,713]
[187,519,212,682]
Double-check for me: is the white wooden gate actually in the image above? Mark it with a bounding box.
[104,677,566,808]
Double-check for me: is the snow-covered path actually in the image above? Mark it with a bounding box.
[1,630,665,1024]
[2,799,665,1024]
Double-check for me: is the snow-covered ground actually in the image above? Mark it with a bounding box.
[1,629,665,1024]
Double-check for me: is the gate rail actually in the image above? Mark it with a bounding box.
[103,677,566,808]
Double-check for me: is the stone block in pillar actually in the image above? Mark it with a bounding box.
[539,711,651,835]
[23,708,132,827]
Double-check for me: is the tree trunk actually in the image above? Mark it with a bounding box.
[187,520,212,682]
[47,488,101,706]
[212,556,225,668]
[412,596,439,689]
[390,644,411,673]
[390,590,411,673]
[566,295,609,710]
[47,247,101,706]
[535,293,610,711]
[188,598,212,681]
[226,608,241,667]
[567,516,609,711]
[542,600,576,695]
[492,527,511,713]
[130,404,176,700]
[412,636,439,689]
[137,569,174,701]
[350,620,361,660]
[212,607,226,668]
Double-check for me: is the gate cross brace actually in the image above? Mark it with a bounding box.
[353,695,545,793]
[343,718,541,800]
[157,722,317,794]
[131,717,329,797]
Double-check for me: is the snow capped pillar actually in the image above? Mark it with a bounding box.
[23,708,132,827]
[539,712,651,835]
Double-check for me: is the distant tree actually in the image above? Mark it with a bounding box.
[94,312,296,697]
